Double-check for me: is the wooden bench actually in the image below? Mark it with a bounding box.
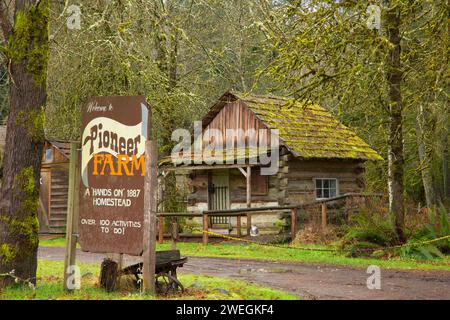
[99,250,187,293]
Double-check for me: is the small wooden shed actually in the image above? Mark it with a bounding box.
[161,91,382,233]
[38,140,71,234]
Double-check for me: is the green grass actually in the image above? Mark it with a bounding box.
[159,242,450,271]
[40,237,73,247]
[39,237,450,271]
[0,260,296,300]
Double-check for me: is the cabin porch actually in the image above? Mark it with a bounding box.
[161,163,285,236]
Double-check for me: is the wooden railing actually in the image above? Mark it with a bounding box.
[157,193,384,245]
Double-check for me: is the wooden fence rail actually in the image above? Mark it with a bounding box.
[156,193,384,245]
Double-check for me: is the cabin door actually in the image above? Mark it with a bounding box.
[209,170,230,227]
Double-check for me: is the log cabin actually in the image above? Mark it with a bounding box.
[38,140,71,234]
[160,91,383,234]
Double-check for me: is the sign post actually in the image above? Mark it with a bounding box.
[142,141,158,294]
[63,142,80,291]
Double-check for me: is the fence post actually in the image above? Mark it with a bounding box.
[171,219,178,250]
[321,203,327,229]
[158,216,164,244]
[344,196,350,222]
[236,215,242,237]
[247,213,252,236]
[203,213,209,245]
[291,207,298,238]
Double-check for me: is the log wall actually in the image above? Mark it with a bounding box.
[284,158,365,205]
[186,156,365,211]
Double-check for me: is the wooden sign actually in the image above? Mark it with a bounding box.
[79,96,150,255]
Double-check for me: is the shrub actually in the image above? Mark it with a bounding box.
[341,209,399,257]
[400,206,450,260]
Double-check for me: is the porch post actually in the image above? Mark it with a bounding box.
[246,166,252,236]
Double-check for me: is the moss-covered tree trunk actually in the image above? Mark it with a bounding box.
[443,102,450,201]
[0,0,48,287]
[416,104,437,208]
[386,5,406,242]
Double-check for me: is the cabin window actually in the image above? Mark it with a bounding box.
[44,148,53,163]
[315,178,338,200]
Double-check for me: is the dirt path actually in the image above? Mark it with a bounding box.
[38,246,450,300]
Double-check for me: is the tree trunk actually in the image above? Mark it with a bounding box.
[443,103,450,201]
[386,5,406,242]
[444,2,450,201]
[0,0,48,287]
[168,27,179,90]
[416,105,437,208]
[444,132,449,201]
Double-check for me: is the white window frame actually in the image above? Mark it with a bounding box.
[314,178,339,200]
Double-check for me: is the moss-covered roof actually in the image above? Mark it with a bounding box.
[209,92,383,161]
[158,147,267,167]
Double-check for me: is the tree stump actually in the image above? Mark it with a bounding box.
[99,259,119,292]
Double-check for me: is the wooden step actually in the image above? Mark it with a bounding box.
[49,221,67,228]
[50,199,67,205]
[51,181,68,185]
[51,189,68,194]
[51,193,68,198]
[51,195,68,200]
[50,212,67,218]
[50,217,67,222]
[50,197,68,203]
[50,204,67,209]
[50,205,67,210]
[51,206,67,210]
[49,225,66,229]
[50,210,67,216]
[51,192,68,196]
[51,174,68,178]
[51,171,68,176]
[50,210,67,214]
[48,226,66,231]
[51,204,67,209]
[51,185,68,190]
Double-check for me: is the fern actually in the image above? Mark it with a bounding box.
[341,210,398,257]
[400,206,450,260]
